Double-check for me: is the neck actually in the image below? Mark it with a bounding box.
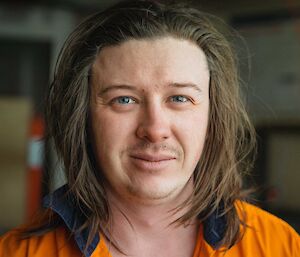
[103,181,199,257]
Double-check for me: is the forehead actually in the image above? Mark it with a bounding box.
[91,37,209,90]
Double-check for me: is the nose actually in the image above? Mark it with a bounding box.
[136,102,171,143]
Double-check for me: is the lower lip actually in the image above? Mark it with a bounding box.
[130,157,175,171]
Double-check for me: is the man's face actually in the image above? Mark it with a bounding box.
[90,37,210,204]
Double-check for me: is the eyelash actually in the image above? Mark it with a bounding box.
[169,95,191,103]
[111,96,137,105]
[110,95,193,105]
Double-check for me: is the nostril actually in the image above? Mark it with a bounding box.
[136,122,170,143]
[135,104,171,142]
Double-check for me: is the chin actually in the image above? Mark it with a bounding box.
[125,180,186,203]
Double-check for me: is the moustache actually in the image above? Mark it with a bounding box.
[125,142,182,157]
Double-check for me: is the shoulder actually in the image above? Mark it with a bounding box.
[235,201,300,256]
[237,201,298,235]
[201,202,300,257]
[0,226,81,257]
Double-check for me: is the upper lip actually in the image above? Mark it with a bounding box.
[130,153,176,162]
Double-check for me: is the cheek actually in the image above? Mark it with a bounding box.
[91,110,136,157]
[181,109,208,135]
[178,109,209,161]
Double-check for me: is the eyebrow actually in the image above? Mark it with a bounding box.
[169,82,202,93]
[97,82,202,96]
[98,85,138,96]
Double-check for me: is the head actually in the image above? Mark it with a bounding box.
[47,0,256,249]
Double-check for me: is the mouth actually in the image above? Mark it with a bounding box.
[131,153,176,162]
[129,153,176,171]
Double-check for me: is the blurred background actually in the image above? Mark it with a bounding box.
[0,0,299,235]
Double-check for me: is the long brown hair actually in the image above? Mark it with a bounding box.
[33,0,256,252]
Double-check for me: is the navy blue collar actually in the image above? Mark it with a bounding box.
[43,185,226,257]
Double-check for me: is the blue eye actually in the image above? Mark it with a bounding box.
[170,95,190,103]
[114,96,136,105]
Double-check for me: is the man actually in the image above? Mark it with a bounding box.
[0,1,299,257]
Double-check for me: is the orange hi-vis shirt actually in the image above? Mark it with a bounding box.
[0,186,299,257]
